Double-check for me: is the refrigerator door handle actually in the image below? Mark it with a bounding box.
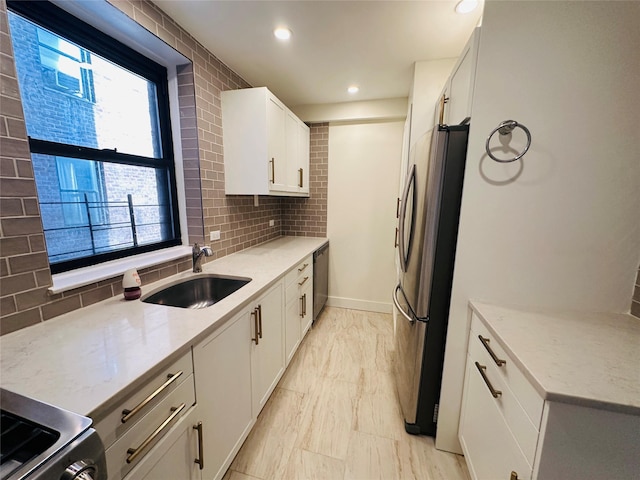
[393,284,415,324]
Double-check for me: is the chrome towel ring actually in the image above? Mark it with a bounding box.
[485,120,531,163]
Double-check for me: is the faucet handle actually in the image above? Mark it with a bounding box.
[201,246,214,257]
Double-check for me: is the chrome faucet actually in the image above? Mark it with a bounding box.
[192,243,214,273]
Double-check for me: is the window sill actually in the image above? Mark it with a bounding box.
[49,245,192,294]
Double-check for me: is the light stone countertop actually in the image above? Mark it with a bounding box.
[0,236,328,421]
[469,301,640,415]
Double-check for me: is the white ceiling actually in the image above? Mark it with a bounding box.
[152,1,483,107]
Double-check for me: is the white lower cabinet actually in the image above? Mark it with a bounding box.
[459,356,532,480]
[125,404,203,480]
[284,256,313,365]
[250,282,285,416]
[460,312,640,480]
[193,307,254,480]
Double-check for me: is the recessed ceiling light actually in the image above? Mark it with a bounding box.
[347,86,359,94]
[455,0,478,14]
[274,27,292,40]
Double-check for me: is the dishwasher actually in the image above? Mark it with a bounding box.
[313,242,329,322]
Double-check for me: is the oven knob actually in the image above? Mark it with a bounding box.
[61,460,98,480]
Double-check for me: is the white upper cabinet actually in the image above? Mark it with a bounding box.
[222,87,310,196]
[435,27,480,126]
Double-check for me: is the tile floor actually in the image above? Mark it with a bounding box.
[224,307,470,480]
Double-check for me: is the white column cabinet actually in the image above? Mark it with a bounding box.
[193,308,254,480]
[222,87,310,197]
[250,282,285,416]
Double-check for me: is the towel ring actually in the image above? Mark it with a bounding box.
[485,120,531,163]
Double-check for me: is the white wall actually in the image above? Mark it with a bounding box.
[327,120,404,312]
[437,1,640,453]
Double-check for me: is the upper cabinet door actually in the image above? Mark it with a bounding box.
[268,97,288,192]
[222,87,310,197]
[446,27,480,126]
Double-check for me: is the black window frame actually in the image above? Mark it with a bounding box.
[7,0,182,274]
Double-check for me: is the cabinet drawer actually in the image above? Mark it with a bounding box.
[459,355,532,480]
[106,374,196,480]
[95,350,193,448]
[468,336,539,465]
[285,256,312,287]
[470,313,543,427]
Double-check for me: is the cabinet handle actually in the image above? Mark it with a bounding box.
[395,227,399,248]
[126,403,186,464]
[299,167,303,188]
[252,309,259,345]
[300,295,304,318]
[298,276,309,286]
[475,362,502,398]
[478,335,506,366]
[510,472,519,480]
[438,94,449,125]
[257,304,263,339]
[297,263,309,273]
[121,371,184,423]
[270,158,275,183]
[303,293,307,317]
[193,421,204,470]
[396,198,401,218]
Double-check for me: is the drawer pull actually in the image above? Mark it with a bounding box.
[121,370,184,423]
[510,472,519,480]
[126,403,186,464]
[298,263,309,273]
[257,305,263,339]
[302,293,307,317]
[478,335,506,367]
[193,421,204,470]
[252,308,259,345]
[298,276,309,286]
[475,362,502,398]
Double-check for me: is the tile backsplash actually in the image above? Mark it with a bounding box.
[0,0,327,335]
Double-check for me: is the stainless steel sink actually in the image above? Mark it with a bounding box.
[142,274,251,309]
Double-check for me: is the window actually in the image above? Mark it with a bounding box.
[8,1,181,273]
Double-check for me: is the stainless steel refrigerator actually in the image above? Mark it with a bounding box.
[392,122,469,436]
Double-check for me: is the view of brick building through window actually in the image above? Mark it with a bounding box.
[9,11,171,266]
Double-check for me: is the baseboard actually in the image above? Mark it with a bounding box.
[326,296,392,314]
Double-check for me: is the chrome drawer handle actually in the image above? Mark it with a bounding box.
[126,403,186,464]
[478,335,506,367]
[121,371,184,423]
[298,263,309,273]
[475,362,502,398]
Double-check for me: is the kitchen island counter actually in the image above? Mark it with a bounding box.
[0,236,327,422]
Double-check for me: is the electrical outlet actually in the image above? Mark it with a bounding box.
[210,230,221,241]
[269,219,275,227]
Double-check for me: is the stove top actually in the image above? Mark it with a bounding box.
[0,389,96,480]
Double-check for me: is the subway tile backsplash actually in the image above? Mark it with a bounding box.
[0,0,326,335]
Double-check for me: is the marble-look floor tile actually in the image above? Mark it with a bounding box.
[279,448,346,480]
[295,377,357,460]
[353,390,407,441]
[395,433,470,480]
[231,387,305,478]
[343,430,400,480]
[222,470,262,480]
[226,307,470,480]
